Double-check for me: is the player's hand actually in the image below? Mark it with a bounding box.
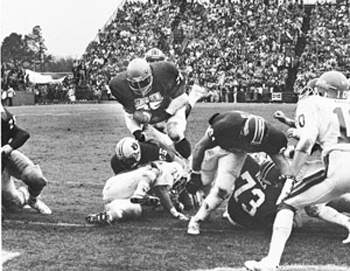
[273,110,286,122]
[276,175,296,205]
[169,207,189,221]
[1,144,13,158]
[287,128,300,139]
[133,130,146,142]
[186,172,203,195]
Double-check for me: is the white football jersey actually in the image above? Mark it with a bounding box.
[295,95,350,158]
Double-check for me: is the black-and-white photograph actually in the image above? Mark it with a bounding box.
[1,0,350,270]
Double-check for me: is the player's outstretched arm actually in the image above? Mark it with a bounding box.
[153,186,189,221]
[273,110,296,128]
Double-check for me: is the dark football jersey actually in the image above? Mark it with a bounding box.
[1,107,29,149]
[109,61,185,123]
[110,140,173,174]
[207,111,287,155]
[227,155,283,229]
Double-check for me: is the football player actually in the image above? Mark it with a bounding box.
[109,57,207,159]
[1,104,51,215]
[85,160,189,225]
[226,149,350,230]
[185,110,293,235]
[110,136,193,210]
[245,70,350,271]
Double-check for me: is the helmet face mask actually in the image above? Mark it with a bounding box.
[115,137,141,167]
[126,58,153,96]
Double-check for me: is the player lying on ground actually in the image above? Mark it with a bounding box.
[86,136,192,224]
[110,136,194,210]
[85,160,189,224]
[185,110,293,235]
[225,150,350,231]
[245,70,350,271]
[187,145,350,231]
[1,104,51,215]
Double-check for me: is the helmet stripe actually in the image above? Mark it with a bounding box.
[252,117,265,145]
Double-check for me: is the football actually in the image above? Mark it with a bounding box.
[133,110,152,124]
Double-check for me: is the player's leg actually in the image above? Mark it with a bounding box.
[305,203,350,243]
[166,107,191,159]
[2,167,28,209]
[245,151,350,270]
[86,199,142,225]
[7,150,51,214]
[188,152,247,235]
[327,193,350,213]
[185,84,209,118]
[130,164,160,205]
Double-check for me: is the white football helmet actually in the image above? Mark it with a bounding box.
[115,137,141,167]
[126,58,153,96]
[316,70,349,98]
[144,48,166,63]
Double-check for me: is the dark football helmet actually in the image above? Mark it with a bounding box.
[126,58,153,96]
[241,115,268,147]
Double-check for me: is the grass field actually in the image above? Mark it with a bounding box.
[2,102,350,271]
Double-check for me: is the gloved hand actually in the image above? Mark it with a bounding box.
[133,130,146,142]
[169,207,189,221]
[273,110,286,122]
[276,175,296,205]
[186,171,203,195]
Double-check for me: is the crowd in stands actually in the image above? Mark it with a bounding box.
[2,0,349,104]
[79,0,349,102]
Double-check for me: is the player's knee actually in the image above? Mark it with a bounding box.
[215,187,230,201]
[277,202,297,213]
[305,205,321,217]
[174,138,191,159]
[22,165,48,189]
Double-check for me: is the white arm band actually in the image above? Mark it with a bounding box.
[124,111,142,134]
[165,93,189,116]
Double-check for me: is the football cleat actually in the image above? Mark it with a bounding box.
[28,198,52,215]
[244,258,278,271]
[130,194,160,206]
[85,212,112,225]
[187,217,201,235]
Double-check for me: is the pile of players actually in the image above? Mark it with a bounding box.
[3,47,350,271]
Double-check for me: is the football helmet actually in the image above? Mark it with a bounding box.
[115,137,141,167]
[126,58,153,96]
[316,70,349,98]
[145,48,166,63]
[241,115,268,147]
